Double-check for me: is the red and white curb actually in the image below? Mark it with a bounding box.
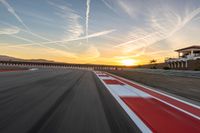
[95,71,200,133]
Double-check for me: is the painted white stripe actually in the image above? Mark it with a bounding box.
[95,72,152,133]
[99,76,115,80]
[124,85,151,98]
[106,84,151,98]
[107,85,137,97]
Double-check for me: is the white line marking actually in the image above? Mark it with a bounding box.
[107,85,138,97]
[124,85,151,98]
[98,76,115,80]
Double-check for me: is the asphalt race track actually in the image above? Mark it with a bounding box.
[0,69,140,133]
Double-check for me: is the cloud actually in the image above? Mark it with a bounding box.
[0,0,121,61]
[0,21,56,48]
[114,50,146,59]
[117,0,135,17]
[0,1,74,53]
[114,32,158,48]
[16,29,116,46]
[114,5,200,55]
[86,29,116,38]
[167,7,200,37]
[101,0,118,14]
[11,34,35,43]
[86,0,91,42]
[0,0,30,31]
[101,0,138,18]
[0,23,75,56]
[78,45,100,59]
[0,0,64,46]
[0,26,20,35]
[5,35,78,59]
[48,1,84,40]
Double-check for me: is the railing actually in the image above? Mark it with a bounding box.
[166,54,200,62]
[0,60,131,70]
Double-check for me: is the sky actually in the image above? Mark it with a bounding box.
[0,0,200,65]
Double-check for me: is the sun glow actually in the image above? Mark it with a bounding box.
[121,59,137,66]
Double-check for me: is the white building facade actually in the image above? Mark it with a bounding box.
[165,46,200,69]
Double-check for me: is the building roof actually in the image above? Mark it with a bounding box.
[175,45,200,52]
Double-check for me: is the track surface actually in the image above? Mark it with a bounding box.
[0,69,141,133]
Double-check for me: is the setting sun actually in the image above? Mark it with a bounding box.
[121,59,137,66]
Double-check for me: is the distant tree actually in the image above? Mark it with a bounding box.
[150,59,157,64]
[150,59,157,69]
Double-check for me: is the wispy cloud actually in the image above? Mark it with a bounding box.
[166,7,200,38]
[48,1,84,40]
[4,34,79,59]
[114,6,200,53]
[114,32,158,48]
[86,29,115,38]
[0,0,30,31]
[0,21,77,58]
[117,0,135,17]
[16,29,116,46]
[101,0,117,14]
[0,0,63,43]
[79,45,100,59]
[0,0,72,52]
[0,21,52,47]
[0,26,20,35]
[101,0,137,18]
[86,0,91,42]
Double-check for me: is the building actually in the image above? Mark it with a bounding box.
[165,45,200,70]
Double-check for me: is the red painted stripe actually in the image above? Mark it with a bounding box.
[109,74,200,118]
[103,79,124,85]
[121,97,200,133]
